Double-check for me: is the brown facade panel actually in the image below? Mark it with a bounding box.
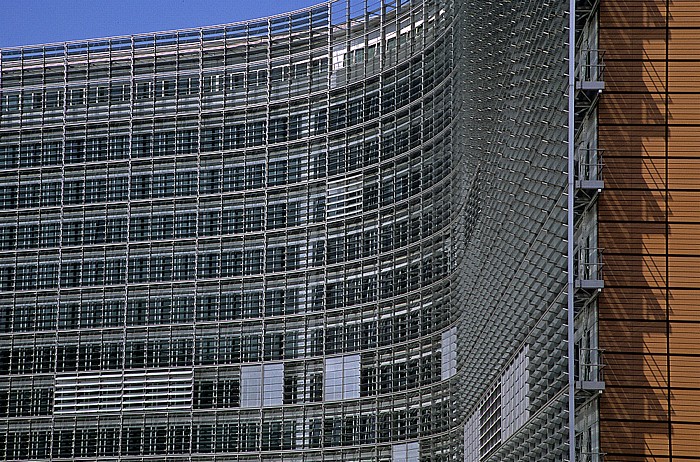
[668,93,700,124]
[601,387,668,422]
[667,158,700,189]
[603,253,667,288]
[668,125,700,157]
[600,28,667,61]
[669,257,700,287]
[599,189,666,222]
[667,190,700,223]
[669,224,700,254]
[605,60,666,93]
[669,322,700,353]
[669,0,700,27]
[599,125,665,158]
[600,420,670,458]
[670,389,700,422]
[599,93,666,125]
[599,457,669,462]
[604,353,668,388]
[668,288,700,320]
[595,1,700,460]
[668,60,700,92]
[603,156,666,190]
[600,0,666,28]
[599,221,666,254]
[668,29,700,60]
[600,320,668,354]
[671,423,700,458]
[599,287,667,321]
[670,355,700,388]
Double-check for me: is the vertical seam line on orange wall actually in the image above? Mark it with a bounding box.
[665,0,671,459]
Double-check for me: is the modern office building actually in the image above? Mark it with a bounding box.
[0,0,697,461]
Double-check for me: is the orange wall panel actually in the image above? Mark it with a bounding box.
[669,257,700,287]
[669,224,700,254]
[605,60,666,93]
[600,320,668,354]
[600,93,666,126]
[669,0,700,27]
[599,287,668,320]
[668,94,700,124]
[667,158,700,189]
[603,253,667,288]
[605,353,668,388]
[599,221,666,254]
[669,322,700,353]
[600,420,669,457]
[601,387,668,422]
[601,28,667,60]
[670,389,700,422]
[601,1,666,28]
[668,288,700,320]
[671,423,700,457]
[599,125,665,158]
[668,124,700,157]
[599,189,666,222]
[668,29,700,60]
[667,190,700,222]
[668,60,700,91]
[670,355,700,388]
[604,156,666,190]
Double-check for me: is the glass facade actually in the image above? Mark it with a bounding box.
[0,1,465,461]
[0,0,576,461]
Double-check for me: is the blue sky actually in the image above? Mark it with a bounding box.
[0,0,322,48]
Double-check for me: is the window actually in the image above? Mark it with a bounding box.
[224,124,245,149]
[246,121,266,146]
[201,128,221,152]
[324,354,360,401]
[267,203,286,229]
[173,254,195,280]
[135,82,153,100]
[221,251,243,277]
[65,139,85,163]
[267,160,287,186]
[220,293,242,320]
[1,93,20,112]
[265,247,286,273]
[30,91,43,110]
[242,292,262,318]
[45,90,63,108]
[392,442,420,462]
[178,76,199,96]
[177,129,198,154]
[175,171,197,196]
[63,180,84,204]
[229,73,244,90]
[244,207,263,232]
[240,363,284,408]
[441,326,457,379]
[153,131,175,156]
[132,134,152,158]
[203,74,223,93]
[245,165,265,189]
[174,213,196,238]
[157,79,176,98]
[263,332,284,360]
[68,88,85,106]
[269,118,288,143]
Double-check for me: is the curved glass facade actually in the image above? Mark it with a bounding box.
[0,1,470,461]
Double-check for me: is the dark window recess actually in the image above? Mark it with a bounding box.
[267,203,286,229]
[267,160,287,186]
